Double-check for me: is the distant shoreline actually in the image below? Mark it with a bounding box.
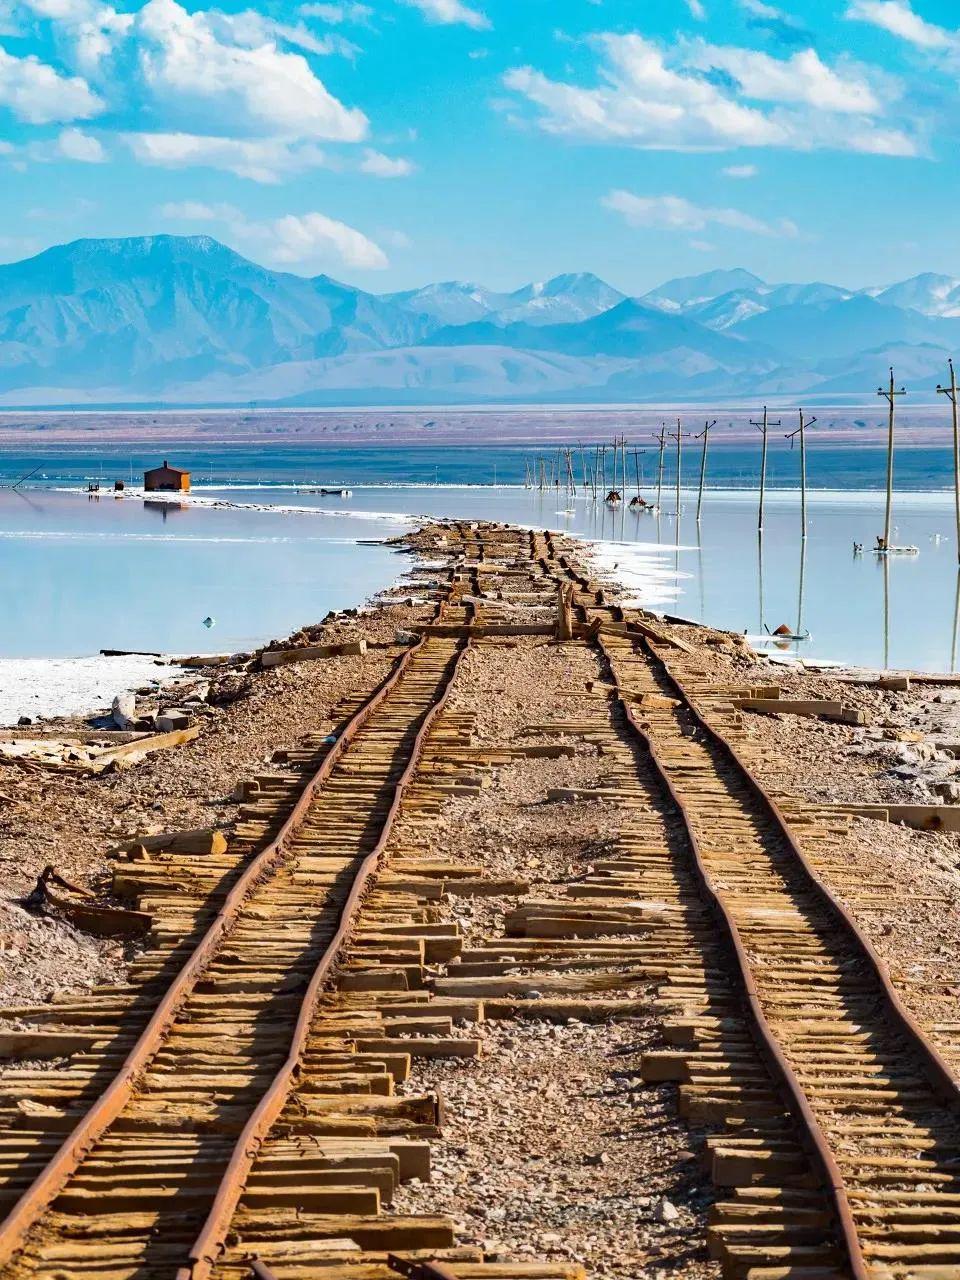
[0,405,956,449]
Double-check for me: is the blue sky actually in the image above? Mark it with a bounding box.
[0,0,959,292]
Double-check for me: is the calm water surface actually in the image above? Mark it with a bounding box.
[2,440,959,671]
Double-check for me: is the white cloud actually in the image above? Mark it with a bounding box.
[400,0,490,30]
[159,198,242,220]
[845,0,956,50]
[55,124,105,159]
[251,211,388,269]
[686,0,707,18]
[0,43,103,122]
[603,188,799,238]
[123,131,334,182]
[690,238,715,251]
[359,147,415,176]
[130,0,366,141]
[684,41,882,114]
[723,162,758,176]
[299,2,372,21]
[504,31,917,156]
[160,200,388,271]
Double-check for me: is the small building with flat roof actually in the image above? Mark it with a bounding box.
[144,461,191,492]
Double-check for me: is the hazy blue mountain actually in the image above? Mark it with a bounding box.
[2,235,960,404]
[730,294,960,361]
[424,298,770,366]
[493,273,627,325]
[642,268,766,312]
[384,281,509,327]
[389,271,626,328]
[0,235,432,394]
[868,273,960,317]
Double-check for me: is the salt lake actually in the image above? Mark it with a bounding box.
[1,476,959,678]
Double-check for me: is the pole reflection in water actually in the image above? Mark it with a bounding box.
[758,530,765,636]
[952,571,960,674]
[795,536,807,660]
[883,554,890,671]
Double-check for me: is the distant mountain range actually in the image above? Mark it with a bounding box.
[2,236,960,406]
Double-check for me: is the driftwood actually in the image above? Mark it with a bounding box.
[27,866,152,938]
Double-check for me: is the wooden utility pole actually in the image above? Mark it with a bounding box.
[784,409,817,538]
[668,419,683,517]
[750,406,781,532]
[877,367,906,551]
[694,419,717,523]
[937,358,960,566]
[653,424,667,511]
[633,448,644,503]
[579,442,589,496]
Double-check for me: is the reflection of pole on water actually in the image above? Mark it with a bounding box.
[882,554,890,671]
[697,519,706,623]
[952,571,960,674]
[758,530,765,636]
[695,419,717,523]
[795,537,807,659]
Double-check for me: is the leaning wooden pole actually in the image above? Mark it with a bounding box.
[877,367,905,551]
[654,424,666,510]
[750,406,781,533]
[696,418,717,523]
[937,359,960,566]
[786,410,817,539]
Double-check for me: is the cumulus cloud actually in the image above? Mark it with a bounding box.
[602,189,799,238]
[246,211,388,269]
[158,199,389,271]
[122,131,333,182]
[55,124,105,159]
[504,31,917,155]
[400,0,490,30]
[684,41,881,114]
[130,0,367,141]
[6,0,370,176]
[0,43,103,122]
[359,147,415,176]
[846,0,958,50]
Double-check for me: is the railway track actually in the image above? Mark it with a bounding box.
[0,567,581,1280]
[533,535,960,1277]
[5,518,960,1278]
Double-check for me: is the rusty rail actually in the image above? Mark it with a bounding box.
[177,632,470,1280]
[539,531,960,1278]
[0,625,449,1271]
